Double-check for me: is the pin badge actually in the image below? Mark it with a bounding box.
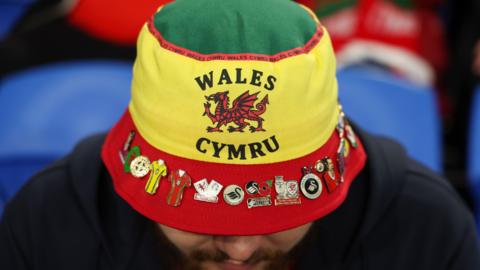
[247,195,272,209]
[300,167,322,199]
[167,169,192,207]
[119,151,126,165]
[119,131,136,164]
[259,180,273,196]
[345,124,358,148]
[145,159,167,195]
[336,112,346,137]
[123,146,141,173]
[245,181,260,195]
[130,155,151,178]
[223,185,245,206]
[123,131,136,151]
[315,159,326,173]
[343,139,350,158]
[274,176,301,206]
[322,158,339,193]
[194,179,209,194]
[337,139,346,183]
[194,179,223,203]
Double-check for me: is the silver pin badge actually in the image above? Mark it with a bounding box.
[223,185,245,206]
[123,131,136,152]
[345,124,358,148]
[247,195,272,209]
[336,111,346,137]
[337,139,346,183]
[194,179,223,203]
[274,176,301,206]
[315,159,326,173]
[130,155,151,178]
[119,131,136,164]
[300,167,322,199]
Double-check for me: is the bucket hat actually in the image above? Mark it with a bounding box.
[102,0,367,235]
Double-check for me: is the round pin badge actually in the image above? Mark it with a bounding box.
[259,181,272,196]
[245,181,260,195]
[300,173,322,199]
[130,155,151,178]
[315,159,326,173]
[223,185,245,205]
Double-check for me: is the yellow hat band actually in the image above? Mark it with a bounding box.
[129,19,339,165]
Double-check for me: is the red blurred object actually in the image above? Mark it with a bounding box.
[312,0,446,87]
[296,0,318,9]
[68,0,173,45]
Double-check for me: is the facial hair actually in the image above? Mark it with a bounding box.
[152,222,320,270]
[184,248,289,270]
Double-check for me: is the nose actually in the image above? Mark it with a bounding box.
[214,235,262,262]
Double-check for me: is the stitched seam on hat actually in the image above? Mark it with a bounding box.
[146,16,324,62]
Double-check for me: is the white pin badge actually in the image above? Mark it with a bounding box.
[274,176,301,206]
[130,155,151,178]
[194,179,223,203]
[223,185,245,206]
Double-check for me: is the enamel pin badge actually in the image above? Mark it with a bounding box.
[345,122,358,148]
[223,185,245,206]
[245,180,273,209]
[167,169,192,207]
[319,157,339,193]
[194,179,223,203]
[119,131,136,164]
[145,159,168,195]
[300,167,322,199]
[123,146,141,173]
[337,139,346,183]
[258,180,273,196]
[130,155,151,178]
[247,195,272,209]
[245,181,260,195]
[274,176,301,206]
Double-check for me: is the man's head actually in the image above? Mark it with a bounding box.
[102,0,366,267]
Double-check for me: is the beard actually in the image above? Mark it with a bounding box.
[185,248,288,270]
[152,222,319,270]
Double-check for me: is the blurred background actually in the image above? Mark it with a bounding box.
[0,0,479,234]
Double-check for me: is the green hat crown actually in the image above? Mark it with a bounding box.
[153,0,318,55]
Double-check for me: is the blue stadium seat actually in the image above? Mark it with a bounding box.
[0,0,33,39]
[468,86,480,232]
[337,66,442,172]
[0,60,132,216]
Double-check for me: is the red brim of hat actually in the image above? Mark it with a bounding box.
[102,110,367,235]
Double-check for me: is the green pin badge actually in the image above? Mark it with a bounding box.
[124,146,141,173]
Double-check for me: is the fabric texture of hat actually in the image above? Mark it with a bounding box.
[102,0,367,235]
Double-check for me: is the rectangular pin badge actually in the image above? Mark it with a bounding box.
[247,195,272,209]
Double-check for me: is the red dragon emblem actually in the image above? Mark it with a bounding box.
[203,91,269,132]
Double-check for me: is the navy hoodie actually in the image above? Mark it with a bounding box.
[1,130,479,269]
